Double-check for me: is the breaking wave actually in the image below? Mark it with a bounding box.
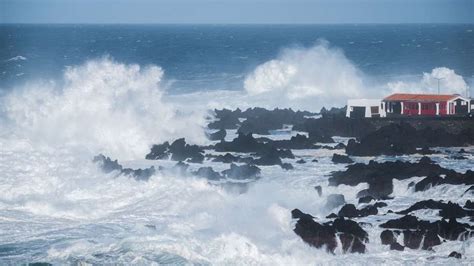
[1,57,206,159]
[244,41,470,109]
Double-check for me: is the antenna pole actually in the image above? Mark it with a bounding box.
[434,77,444,94]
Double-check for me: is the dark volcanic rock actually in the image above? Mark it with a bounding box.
[465,200,474,209]
[346,123,474,156]
[380,215,474,249]
[193,167,223,180]
[291,208,314,220]
[390,242,405,251]
[292,210,367,254]
[358,196,374,204]
[210,153,242,164]
[93,154,155,181]
[449,251,462,259]
[380,230,396,245]
[145,142,170,160]
[146,138,204,163]
[208,129,226,141]
[397,200,474,219]
[296,159,306,164]
[403,230,424,249]
[331,154,354,164]
[330,157,456,198]
[221,163,261,180]
[293,210,337,253]
[338,204,378,218]
[214,133,295,163]
[281,163,294,170]
[208,108,241,129]
[414,170,474,192]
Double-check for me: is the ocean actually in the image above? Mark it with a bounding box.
[0,24,473,265]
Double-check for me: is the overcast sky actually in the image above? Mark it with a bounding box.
[1,0,473,24]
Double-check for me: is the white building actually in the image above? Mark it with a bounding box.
[346,99,386,118]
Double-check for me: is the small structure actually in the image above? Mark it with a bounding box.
[383,93,471,116]
[346,99,386,118]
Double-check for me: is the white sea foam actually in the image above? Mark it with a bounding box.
[5,55,27,62]
[1,57,206,159]
[242,41,470,110]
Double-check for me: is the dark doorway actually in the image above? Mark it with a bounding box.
[392,102,402,114]
[454,99,468,114]
[350,107,366,118]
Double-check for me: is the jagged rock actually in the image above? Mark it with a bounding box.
[293,210,337,253]
[330,158,457,198]
[415,171,474,192]
[448,251,462,259]
[465,200,474,209]
[296,159,306,164]
[291,208,314,220]
[314,185,322,196]
[146,138,204,163]
[221,163,261,180]
[397,200,474,219]
[403,230,424,249]
[390,242,404,251]
[346,123,474,156]
[334,143,347,149]
[193,167,223,180]
[93,154,155,181]
[331,154,354,164]
[145,142,170,160]
[252,147,283,166]
[93,154,122,173]
[312,159,319,162]
[293,210,367,254]
[325,194,346,210]
[214,133,295,163]
[211,153,241,163]
[422,229,441,250]
[281,163,294,170]
[381,215,474,245]
[173,161,189,175]
[208,108,241,129]
[208,129,226,141]
[326,213,338,219]
[338,204,378,218]
[380,230,396,245]
[358,196,374,204]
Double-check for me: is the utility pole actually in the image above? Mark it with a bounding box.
[434,77,444,94]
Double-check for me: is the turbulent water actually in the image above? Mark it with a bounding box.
[0,24,474,265]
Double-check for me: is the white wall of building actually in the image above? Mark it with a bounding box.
[346,99,386,118]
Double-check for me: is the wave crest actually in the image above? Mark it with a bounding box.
[2,57,206,159]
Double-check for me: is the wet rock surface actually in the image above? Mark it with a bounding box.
[93,154,155,181]
[346,123,474,156]
[292,209,368,254]
[331,154,354,164]
[329,157,461,198]
[146,138,204,163]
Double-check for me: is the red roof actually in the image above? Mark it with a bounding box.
[384,93,458,102]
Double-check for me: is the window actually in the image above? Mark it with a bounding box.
[371,106,379,114]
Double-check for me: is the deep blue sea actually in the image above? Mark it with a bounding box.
[1,24,474,93]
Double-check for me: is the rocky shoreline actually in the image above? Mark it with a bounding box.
[94,106,474,259]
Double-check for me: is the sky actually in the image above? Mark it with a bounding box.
[1,0,473,24]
